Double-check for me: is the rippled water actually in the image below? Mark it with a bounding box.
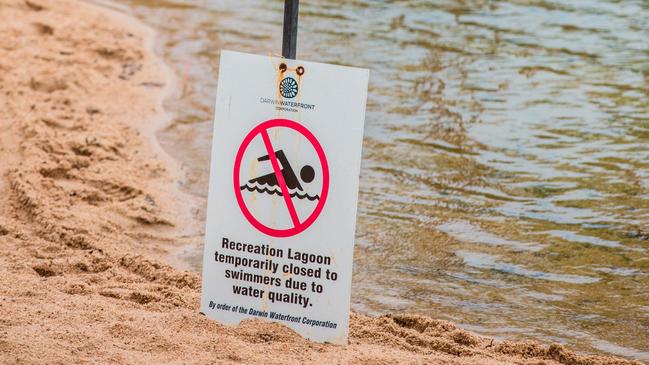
[104,0,649,360]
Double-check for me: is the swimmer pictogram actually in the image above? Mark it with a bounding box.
[240,150,319,201]
[233,119,329,237]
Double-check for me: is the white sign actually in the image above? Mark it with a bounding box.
[200,50,369,344]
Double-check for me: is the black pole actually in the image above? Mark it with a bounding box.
[282,0,299,59]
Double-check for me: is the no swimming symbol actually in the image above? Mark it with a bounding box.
[233,119,329,237]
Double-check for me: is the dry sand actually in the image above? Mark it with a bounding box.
[0,0,643,364]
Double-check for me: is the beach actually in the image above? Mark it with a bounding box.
[0,0,643,364]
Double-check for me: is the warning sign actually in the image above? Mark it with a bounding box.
[233,119,329,238]
[200,50,369,345]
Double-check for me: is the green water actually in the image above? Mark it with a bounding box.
[105,0,649,360]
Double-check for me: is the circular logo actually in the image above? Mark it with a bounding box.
[279,77,299,99]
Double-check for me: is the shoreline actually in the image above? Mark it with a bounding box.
[89,0,207,273]
[0,0,642,364]
[87,0,204,250]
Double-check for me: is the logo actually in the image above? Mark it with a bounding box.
[279,77,299,99]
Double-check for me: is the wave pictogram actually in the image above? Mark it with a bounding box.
[240,182,320,201]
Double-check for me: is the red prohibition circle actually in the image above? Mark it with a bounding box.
[233,119,329,238]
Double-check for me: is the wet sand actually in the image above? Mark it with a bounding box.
[0,0,642,363]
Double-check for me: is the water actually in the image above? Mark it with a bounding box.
[105,0,649,360]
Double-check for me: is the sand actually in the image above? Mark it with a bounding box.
[0,0,643,364]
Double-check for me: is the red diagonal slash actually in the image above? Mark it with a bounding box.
[260,129,300,227]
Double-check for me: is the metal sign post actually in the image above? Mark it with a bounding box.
[282,0,299,59]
